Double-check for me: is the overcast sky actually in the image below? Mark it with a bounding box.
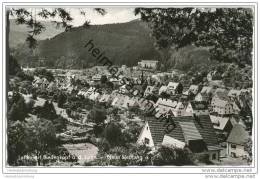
[70,7,140,26]
[10,7,140,26]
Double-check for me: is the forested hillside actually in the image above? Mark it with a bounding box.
[12,20,161,68]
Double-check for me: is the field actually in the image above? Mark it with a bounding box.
[63,143,98,165]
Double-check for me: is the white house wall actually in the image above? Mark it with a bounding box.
[137,122,155,148]
[162,135,185,149]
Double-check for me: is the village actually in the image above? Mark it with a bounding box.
[7,58,253,166]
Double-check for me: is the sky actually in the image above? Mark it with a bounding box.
[10,7,140,26]
[69,7,140,26]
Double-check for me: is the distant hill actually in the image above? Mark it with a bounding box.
[12,19,213,71]
[12,20,162,68]
[9,19,65,48]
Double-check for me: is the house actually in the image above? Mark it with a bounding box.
[137,115,221,161]
[77,87,90,98]
[144,86,156,97]
[154,98,176,116]
[138,60,159,69]
[207,72,213,81]
[185,101,209,116]
[211,92,233,115]
[87,87,96,95]
[47,82,58,92]
[122,97,140,109]
[155,98,186,117]
[88,91,100,101]
[111,94,126,108]
[214,88,228,94]
[210,115,233,134]
[154,107,174,118]
[183,85,200,96]
[119,85,129,94]
[109,78,120,86]
[228,89,242,98]
[195,93,210,102]
[195,86,215,102]
[92,74,102,81]
[32,77,49,89]
[158,85,168,95]
[167,82,182,95]
[201,86,215,95]
[226,124,250,158]
[99,94,113,104]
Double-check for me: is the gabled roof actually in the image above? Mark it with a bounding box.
[159,85,167,94]
[228,89,242,97]
[144,86,155,95]
[215,91,229,99]
[146,115,219,149]
[201,86,214,94]
[189,85,199,93]
[99,94,111,103]
[167,82,180,90]
[146,118,167,145]
[179,121,203,142]
[190,101,208,111]
[89,92,100,100]
[155,98,178,108]
[214,88,228,94]
[210,115,231,130]
[227,124,249,145]
[196,92,210,101]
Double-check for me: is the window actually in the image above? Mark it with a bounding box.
[231,144,236,149]
[231,152,236,158]
[212,153,217,160]
[144,138,150,145]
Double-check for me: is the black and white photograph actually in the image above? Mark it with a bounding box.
[1,0,259,178]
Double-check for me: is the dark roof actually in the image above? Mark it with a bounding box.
[227,124,249,145]
[146,118,166,145]
[190,101,208,110]
[146,115,219,150]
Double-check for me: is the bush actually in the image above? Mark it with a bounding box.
[191,153,211,164]
[152,146,193,166]
[103,122,123,147]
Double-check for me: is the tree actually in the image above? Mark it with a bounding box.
[34,68,55,82]
[104,122,123,147]
[88,105,107,136]
[100,75,108,84]
[89,106,107,125]
[145,94,158,103]
[176,83,183,94]
[57,92,67,108]
[152,145,192,166]
[36,100,57,121]
[8,97,27,121]
[24,118,58,166]
[7,121,27,165]
[25,98,35,113]
[244,138,252,159]
[135,8,253,66]
[53,116,67,133]
[106,81,114,90]
[9,55,22,76]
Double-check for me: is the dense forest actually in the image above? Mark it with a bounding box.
[11,20,162,68]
